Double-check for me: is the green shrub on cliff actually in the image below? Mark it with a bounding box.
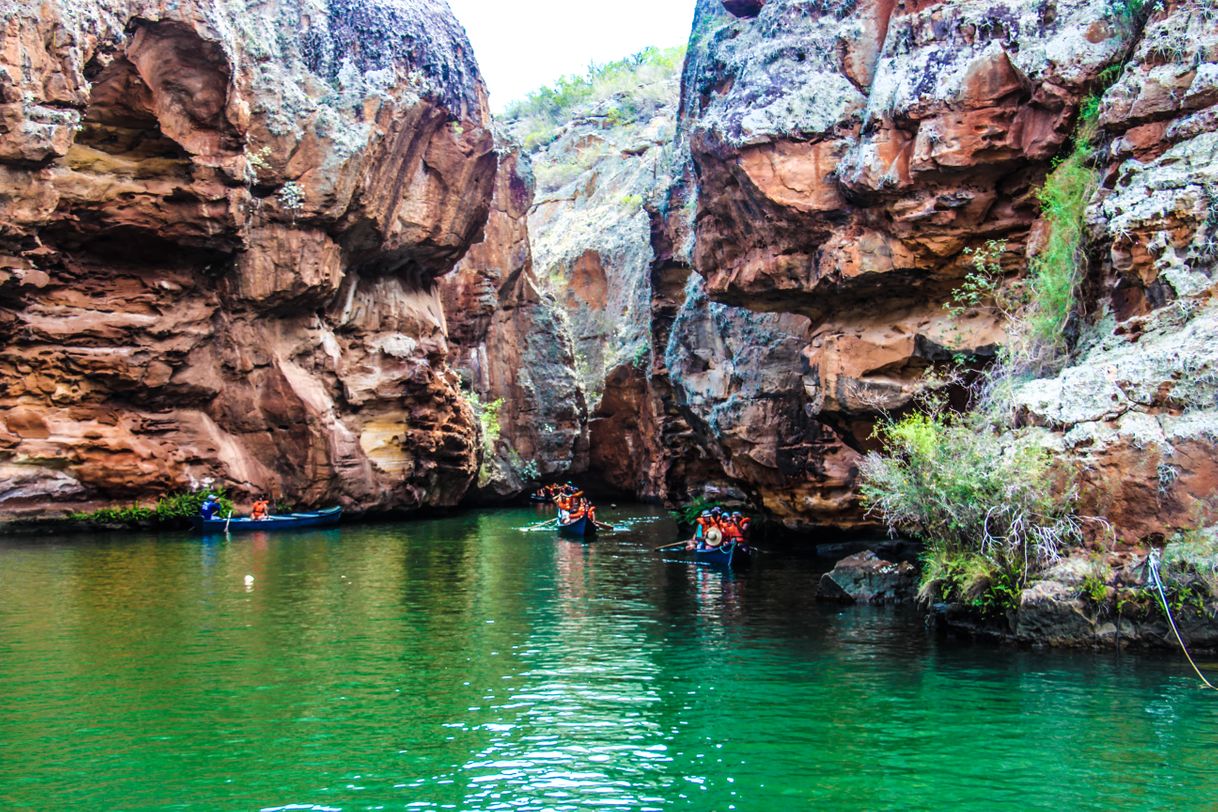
[860,411,1084,610]
[945,98,1101,382]
[462,390,503,448]
[504,45,686,150]
[671,497,724,529]
[68,504,155,526]
[1162,526,1218,605]
[69,489,234,528]
[154,490,234,522]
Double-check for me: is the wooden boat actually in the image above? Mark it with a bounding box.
[693,541,752,569]
[195,506,342,534]
[557,515,596,539]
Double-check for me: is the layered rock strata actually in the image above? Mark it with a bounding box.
[0,0,501,518]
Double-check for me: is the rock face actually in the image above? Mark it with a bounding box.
[441,150,588,499]
[506,48,683,408]
[585,0,1218,539]
[654,0,1135,528]
[818,551,917,604]
[0,0,500,518]
[1009,0,1218,542]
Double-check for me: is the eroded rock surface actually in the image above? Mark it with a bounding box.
[591,0,1218,535]
[441,150,588,499]
[0,0,499,518]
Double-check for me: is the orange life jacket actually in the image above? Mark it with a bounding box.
[251,500,269,520]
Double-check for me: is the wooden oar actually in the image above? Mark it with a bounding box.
[654,540,691,551]
[224,510,233,533]
[593,520,616,531]
[523,517,559,531]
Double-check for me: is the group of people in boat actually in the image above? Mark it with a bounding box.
[535,482,600,526]
[686,506,751,551]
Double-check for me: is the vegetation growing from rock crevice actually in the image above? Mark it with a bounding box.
[860,411,1085,614]
[1161,526,1218,610]
[463,389,506,486]
[1022,100,1101,363]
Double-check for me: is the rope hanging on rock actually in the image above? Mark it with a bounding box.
[1147,548,1218,692]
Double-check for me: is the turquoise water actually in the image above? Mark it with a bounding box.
[0,506,1215,810]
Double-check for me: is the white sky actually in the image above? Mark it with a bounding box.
[446,0,697,112]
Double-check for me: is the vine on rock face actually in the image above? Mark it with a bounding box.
[463,389,505,487]
[1022,99,1101,365]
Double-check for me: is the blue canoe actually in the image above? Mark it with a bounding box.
[694,541,752,569]
[557,515,596,539]
[195,506,343,534]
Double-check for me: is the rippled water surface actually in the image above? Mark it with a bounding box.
[1,506,1216,810]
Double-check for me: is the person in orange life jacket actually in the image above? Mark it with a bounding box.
[733,511,751,540]
[720,514,744,543]
[687,510,713,550]
[251,498,270,520]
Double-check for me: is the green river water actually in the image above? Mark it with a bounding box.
[1,506,1215,810]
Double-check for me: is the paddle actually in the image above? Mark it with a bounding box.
[224,510,233,533]
[654,540,692,551]
[592,520,616,531]
[523,517,559,531]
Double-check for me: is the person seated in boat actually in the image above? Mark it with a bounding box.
[687,510,714,550]
[251,498,270,521]
[555,492,572,522]
[199,494,220,520]
[732,511,752,541]
[721,514,745,546]
[700,526,724,550]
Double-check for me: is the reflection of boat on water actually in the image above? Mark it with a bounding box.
[195,506,342,534]
[557,515,596,539]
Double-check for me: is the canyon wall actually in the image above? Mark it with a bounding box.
[586,0,1218,539]
[0,0,505,519]
[1012,0,1218,541]
[440,150,588,500]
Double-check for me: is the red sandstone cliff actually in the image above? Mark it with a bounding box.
[594,0,1218,538]
[0,0,500,519]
